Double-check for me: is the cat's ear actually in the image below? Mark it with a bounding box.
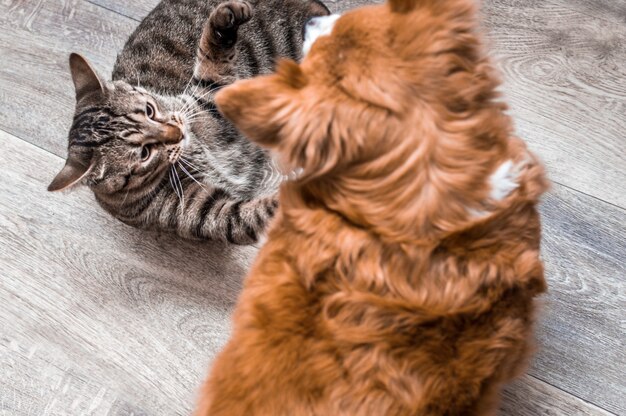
[215,59,307,148]
[47,153,92,192]
[307,0,331,17]
[69,53,104,102]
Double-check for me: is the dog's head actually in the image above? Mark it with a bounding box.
[216,0,546,243]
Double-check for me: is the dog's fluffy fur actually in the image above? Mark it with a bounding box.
[197,0,548,414]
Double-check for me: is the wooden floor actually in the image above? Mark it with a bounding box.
[1,0,624,414]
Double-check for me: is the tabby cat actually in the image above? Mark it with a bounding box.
[48,0,329,244]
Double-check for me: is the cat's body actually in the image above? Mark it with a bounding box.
[113,0,314,95]
[50,0,329,244]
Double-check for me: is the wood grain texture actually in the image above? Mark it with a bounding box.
[530,185,626,414]
[0,0,137,157]
[556,0,626,25]
[501,376,614,416]
[482,0,626,207]
[0,130,257,415]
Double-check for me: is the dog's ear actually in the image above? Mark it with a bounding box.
[216,59,345,179]
[388,0,420,13]
[215,59,306,148]
[389,0,474,16]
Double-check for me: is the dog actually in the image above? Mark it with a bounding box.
[196,0,548,414]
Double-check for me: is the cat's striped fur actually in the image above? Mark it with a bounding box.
[49,0,329,244]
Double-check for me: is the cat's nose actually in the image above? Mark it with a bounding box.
[160,124,184,144]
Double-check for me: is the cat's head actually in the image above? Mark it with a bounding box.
[48,53,188,195]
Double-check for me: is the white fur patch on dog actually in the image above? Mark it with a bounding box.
[489,160,520,201]
[303,14,341,56]
[468,159,527,219]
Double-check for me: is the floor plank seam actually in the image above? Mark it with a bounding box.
[0,127,64,162]
[548,180,626,213]
[528,374,619,415]
[83,0,140,22]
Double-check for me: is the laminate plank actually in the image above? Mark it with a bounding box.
[0,335,121,415]
[0,0,137,157]
[501,376,615,416]
[529,185,626,414]
[482,0,626,207]
[86,0,156,21]
[0,130,257,415]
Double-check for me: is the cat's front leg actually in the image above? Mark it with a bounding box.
[195,1,252,85]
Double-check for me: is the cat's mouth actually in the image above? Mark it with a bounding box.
[166,121,190,164]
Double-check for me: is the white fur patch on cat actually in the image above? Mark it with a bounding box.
[303,14,341,56]
[489,160,521,201]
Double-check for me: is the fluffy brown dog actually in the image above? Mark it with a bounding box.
[197,0,548,414]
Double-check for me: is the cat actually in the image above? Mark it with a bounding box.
[48,0,329,244]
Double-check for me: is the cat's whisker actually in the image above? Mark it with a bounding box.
[181,101,205,119]
[184,84,222,110]
[181,112,215,127]
[183,101,221,118]
[181,74,196,98]
[187,74,204,102]
[184,111,215,121]
[180,87,200,114]
[186,110,219,121]
[184,116,211,125]
[182,110,207,120]
[179,77,202,114]
[179,83,227,121]
[173,166,185,207]
[180,157,205,174]
[195,84,225,100]
[178,161,207,190]
[210,84,227,93]
[169,167,182,203]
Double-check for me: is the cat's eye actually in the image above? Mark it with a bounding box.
[140,145,152,161]
[146,102,156,120]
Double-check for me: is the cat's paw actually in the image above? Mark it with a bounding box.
[210,1,253,45]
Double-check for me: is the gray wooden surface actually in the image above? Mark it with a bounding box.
[0,0,624,415]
